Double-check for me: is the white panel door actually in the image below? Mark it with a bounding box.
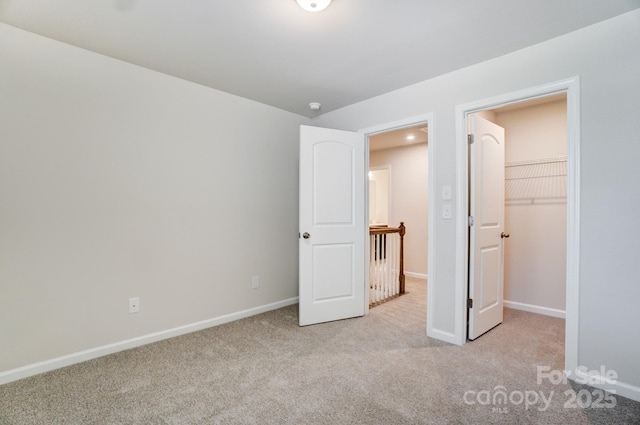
[299,125,365,326]
[468,115,506,340]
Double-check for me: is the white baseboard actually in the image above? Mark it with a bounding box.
[504,300,566,319]
[572,367,640,403]
[426,327,459,345]
[405,271,428,280]
[0,297,299,386]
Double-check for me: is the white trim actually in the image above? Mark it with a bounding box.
[359,113,436,340]
[454,77,581,360]
[428,328,458,345]
[454,105,469,346]
[426,116,437,341]
[360,113,433,136]
[405,271,428,280]
[564,79,581,377]
[0,297,299,385]
[364,137,371,315]
[573,369,640,403]
[504,300,566,319]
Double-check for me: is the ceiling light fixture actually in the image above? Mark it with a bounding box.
[296,0,332,12]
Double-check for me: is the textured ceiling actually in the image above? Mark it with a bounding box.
[1,0,638,117]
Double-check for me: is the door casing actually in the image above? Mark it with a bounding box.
[454,77,581,375]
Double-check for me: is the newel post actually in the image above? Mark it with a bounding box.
[399,222,406,294]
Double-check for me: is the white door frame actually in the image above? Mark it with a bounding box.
[454,77,580,374]
[359,113,435,321]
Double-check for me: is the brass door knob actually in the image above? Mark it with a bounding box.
[501,232,510,239]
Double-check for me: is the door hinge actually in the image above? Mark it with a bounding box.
[467,298,473,309]
[467,134,474,144]
[468,216,474,226]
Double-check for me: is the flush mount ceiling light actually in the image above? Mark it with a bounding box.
[296,0,332,12]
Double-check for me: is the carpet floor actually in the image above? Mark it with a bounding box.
[1,278,638,424]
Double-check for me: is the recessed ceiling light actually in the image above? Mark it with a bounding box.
[407,134,415,140]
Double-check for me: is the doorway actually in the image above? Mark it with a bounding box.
[455,77,580,374]
[360,114,434,318]
[298,114,435,327]
[467,94,568,340]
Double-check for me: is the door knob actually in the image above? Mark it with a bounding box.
[302,232,311,239]
[501,232,510,239]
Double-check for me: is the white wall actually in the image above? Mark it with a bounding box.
[495,100,567,314]
[498,100,568,162]
[0,24,306,375]
[370,144,428,276]
[3,9,640,400]
[312,10,640,398]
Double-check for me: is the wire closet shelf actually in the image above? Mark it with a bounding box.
[505,156,567,202]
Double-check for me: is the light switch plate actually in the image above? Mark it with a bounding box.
[442,185,452,200]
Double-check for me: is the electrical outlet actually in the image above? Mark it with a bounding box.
[442,204,453,220]
[251,276,260,289]
[129,297,140,314]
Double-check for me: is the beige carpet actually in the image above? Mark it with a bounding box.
[1,278,638,424]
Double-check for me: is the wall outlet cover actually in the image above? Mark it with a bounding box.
[128,297,140,314]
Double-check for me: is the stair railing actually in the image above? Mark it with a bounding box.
[369,222,405,307]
